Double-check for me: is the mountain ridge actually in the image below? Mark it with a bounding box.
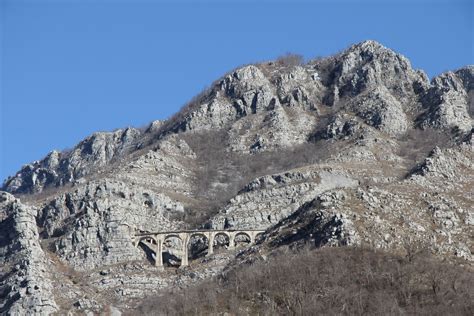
[3,40,472,195]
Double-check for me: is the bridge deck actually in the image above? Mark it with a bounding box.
[135,229,265,237]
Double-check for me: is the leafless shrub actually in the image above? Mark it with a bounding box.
[276,53,304,68]
[397,127,452,171]
[401,236,430,263]
[179,130,336,226]
[134,246,474,315]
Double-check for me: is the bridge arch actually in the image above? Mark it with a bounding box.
[255,232,264,242]
[213,232,231,249]
[188,232,210,259]
[162,235,186,267]
[234,232,252,247]
[163,233,183,242]
[189,232,208,240]
[138,236,157,245]
[234,231,251,239]
[136,236,159,266]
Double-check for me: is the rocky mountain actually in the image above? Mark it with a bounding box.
[1,40,473,314]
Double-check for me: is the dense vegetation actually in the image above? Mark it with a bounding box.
[135,246,473,315]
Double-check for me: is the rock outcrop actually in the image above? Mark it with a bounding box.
[210,168,358,229]
[38,179,180,270]
[318,40,429,106]
[420,66,473,131]
[0,192,58,315]
[3,127,143,194]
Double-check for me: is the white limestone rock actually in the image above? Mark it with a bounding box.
[39,179,185,270]
[3,128,142,194]
[347,87,409,136]
[321,40,429,106]
[210,167,358,230]
[0,192,58,315]
[420,68,473,131]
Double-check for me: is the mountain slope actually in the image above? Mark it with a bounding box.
[1,40,473,314]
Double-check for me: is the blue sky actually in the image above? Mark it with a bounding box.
[1,0,473,183]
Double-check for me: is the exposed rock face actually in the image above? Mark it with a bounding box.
[410,145,473,181]
[347,87,409,136]
[1,40,473,314]
[319,40,429,106]
[262,190,359,249]
[3,128,143,194]
[420,66,473,131]
[228,105,317,153]
[210,168,358,229]
[222,65,275,115]
[0,192,58,315]
[39,179,181,270]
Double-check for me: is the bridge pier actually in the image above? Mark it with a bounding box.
[249,231,256,244]
[154,236,163,267]
[228,232,236,250]
[180,233,189,267]
[207,232,215,256]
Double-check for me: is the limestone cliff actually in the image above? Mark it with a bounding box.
[0,192,58,315]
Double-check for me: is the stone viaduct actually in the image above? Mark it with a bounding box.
[133,229,265,267]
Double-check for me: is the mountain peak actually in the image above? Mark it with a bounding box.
[353,39,387,50]
[342,39,396,58]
